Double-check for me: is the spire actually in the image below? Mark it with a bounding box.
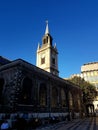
[45,20,49,34]
[54,43,56,48]
[37,42,40,50]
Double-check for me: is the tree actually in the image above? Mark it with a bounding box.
[69,76,96,103]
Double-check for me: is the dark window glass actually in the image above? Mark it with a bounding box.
[43,37,48,44]
[52,58,55,65]
[41,57,45,64]
[20,78,32,105]
[39,84,47,106]
[0,78,4,104]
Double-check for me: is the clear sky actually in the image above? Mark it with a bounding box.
[0,0,98,78]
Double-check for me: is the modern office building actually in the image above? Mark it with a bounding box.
[81,62,98,113]
[81,62,98,90]
[71,62,98,114]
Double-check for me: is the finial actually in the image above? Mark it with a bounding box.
[45,20,49,34]
[54,43,57,49]
[54,43,56,47]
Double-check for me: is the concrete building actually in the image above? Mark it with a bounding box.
[71,62,98,115]
[81,62,98,90]
[81,62,98,114]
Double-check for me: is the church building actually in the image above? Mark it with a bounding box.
[0,22,82,119]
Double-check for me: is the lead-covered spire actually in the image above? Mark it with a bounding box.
[45,20,49,34]
[37,42,40,50]
[42,20,52,46]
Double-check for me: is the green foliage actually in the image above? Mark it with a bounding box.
[69,76,96,103]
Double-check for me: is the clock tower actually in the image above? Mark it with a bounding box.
[36,21,59,76]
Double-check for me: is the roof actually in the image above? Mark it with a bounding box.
[0,58,81,90]
[0,56,11,65]
[83,62,98,65]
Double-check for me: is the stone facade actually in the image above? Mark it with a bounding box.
[0,22,82,119]
[36,22,59,76]
[0,59,82,118]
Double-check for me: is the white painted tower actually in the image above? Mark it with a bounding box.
[36,21,59,76]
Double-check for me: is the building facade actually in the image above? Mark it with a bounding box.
[81,62,98,90]
[0,23,82,120]
[71,62,98,114]
[81,62,98,114]
[36,21,59,76]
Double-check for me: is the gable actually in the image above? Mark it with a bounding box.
[0,56,11,66]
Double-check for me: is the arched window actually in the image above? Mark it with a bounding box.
[20,77,32,105]
[43,37,48,44]
[69,91,73,109]
[52,87,58,107]
[39,83,47,107]
[0,78,4,104]
[61,88,66,107]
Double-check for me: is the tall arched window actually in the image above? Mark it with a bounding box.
[0,78,4,104]
[20,77,32,105]
[52,87,58,107]
[39,83,47,107]
[69,92,73,109]
[61,88,66,107]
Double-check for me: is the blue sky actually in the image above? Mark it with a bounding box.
[0,0,98,78]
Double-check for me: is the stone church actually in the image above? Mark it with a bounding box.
[0,22,82,119]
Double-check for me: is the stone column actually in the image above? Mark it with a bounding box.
[9,69,24,111]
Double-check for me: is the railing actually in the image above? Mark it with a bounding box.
[16,104,68,113]
[0,104,68,113]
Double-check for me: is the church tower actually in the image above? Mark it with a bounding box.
[36,21,59,76]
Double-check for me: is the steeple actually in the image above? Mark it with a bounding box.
[36,22,59,76]
[42,21,52,46]
[45,20,49,34]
